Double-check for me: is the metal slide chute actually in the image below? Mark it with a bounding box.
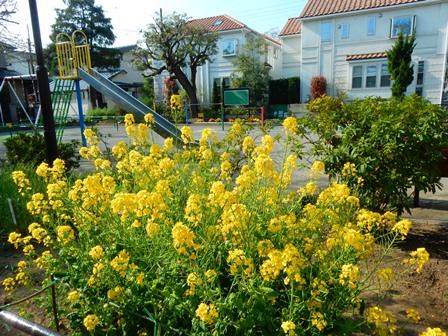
[77,68,182,142]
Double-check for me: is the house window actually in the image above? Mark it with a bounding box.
[321,22,332,42]
[351,62,390,89]
[352,66,363,88]
[390,15,415,37]
[367,16,376,35]
[341,23,349,38]
[366,65,377,87]
[380,64,391,87]
[223,40,237,56]
[415,61,424,95]
[416,61,424,85]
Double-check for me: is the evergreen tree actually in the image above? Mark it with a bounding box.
[387,30,416,99]
[212,80,219,111]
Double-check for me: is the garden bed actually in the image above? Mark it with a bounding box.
[1,220,447,335]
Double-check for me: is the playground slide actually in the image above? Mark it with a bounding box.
[78,68,182,142]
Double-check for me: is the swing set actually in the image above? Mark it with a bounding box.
[0,74,39,127]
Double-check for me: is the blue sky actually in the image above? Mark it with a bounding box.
[11,0,308,48]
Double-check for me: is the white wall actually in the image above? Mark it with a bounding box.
[300,1,448,104]
[280,34,301,78]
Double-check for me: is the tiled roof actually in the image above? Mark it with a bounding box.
[187,15,247,32]
[279,17,302,36]
[187,14,281,45]
[300,0,425,18]
[346,52,388,60]
[262,34,282,45]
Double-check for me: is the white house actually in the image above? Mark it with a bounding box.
[279,17,302,79]
[153,15,282,106]
[298,0,448,105]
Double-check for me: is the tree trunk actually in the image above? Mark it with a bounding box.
[173,68,199,117]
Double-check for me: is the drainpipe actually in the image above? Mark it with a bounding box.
[441,16,448,105]
[0,310,62,336]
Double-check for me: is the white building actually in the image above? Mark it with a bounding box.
[153,15,282,106]
[297,0,448,105]
[279,17,302,79]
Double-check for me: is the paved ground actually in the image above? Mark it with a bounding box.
[1,123,447,226]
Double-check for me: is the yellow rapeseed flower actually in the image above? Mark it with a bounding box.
[404,247,430,273]
[406,309,421,323]
[12,170,31,195]
[377,268,394,284]
[57,225,75,245]
[83,314,99,331]
[2,277,15,291]
[8,232,22,248]
[144,113,154,125]
[195,303,218,324]
[67,290,81,304]
[392,219,413,239]
[282,116,298,135]
[420,327,447,336]
[89,246,104,260]
[281,320,296,335]
[124,113,135,126]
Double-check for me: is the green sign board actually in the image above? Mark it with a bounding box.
[223,88,250,106]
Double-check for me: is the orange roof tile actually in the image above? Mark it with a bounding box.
[346,52,388,60]
[187,14,281,45]
[300,0,425,18]
[187,14,247,32]
[279,17,302,36]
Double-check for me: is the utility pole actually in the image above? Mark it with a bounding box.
[27,25,35,75]
[27,0,58,165]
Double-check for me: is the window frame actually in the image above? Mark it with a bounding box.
[341,23,349,39]
[380,64,391,87]
[350,61,391,90]
[415,60,424,95]
[390,15,416,38]
[365,65,378,88]
[367,16,376,35]
[222,40,237,56]
[352,65,363,89]
[321,22,332,42]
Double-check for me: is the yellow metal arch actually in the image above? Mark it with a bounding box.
[55,30,92,79]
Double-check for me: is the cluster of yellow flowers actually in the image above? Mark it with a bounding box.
[367,306,397,335]
[404,247,430,273]
[3,116,440,335]
[195,303,218,324]
[11,170,31,195]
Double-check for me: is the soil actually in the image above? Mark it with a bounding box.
[1,201,447,335]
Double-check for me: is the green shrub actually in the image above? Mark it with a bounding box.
[86,107,118,117]
[4,132,81,171]
[0,164,46,239]
[301,94,448,214]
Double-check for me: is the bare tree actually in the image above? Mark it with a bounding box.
[0,0,22,49]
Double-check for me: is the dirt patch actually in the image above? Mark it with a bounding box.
[1,218,448,335]
[365,221,448,335]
